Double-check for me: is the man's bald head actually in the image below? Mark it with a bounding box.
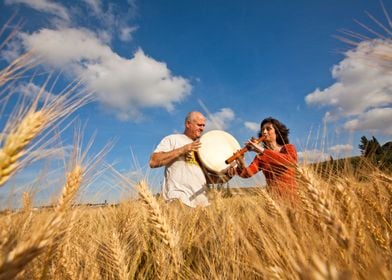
[184,111,206,140]
[185,111,205,124]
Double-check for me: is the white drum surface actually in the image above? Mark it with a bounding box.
[198,130,241,174]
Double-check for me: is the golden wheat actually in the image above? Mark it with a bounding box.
[0,110,47,186]
[0,152,86,279]
[297,166,350,249]
[56,165,83,212]
[1,170,391,279]
[136,180,182,277]
[0,79,92,188]
[21,192,31,212]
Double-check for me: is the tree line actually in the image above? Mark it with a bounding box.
[358,136,392,170]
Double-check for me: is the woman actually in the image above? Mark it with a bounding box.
[230,117,298,199]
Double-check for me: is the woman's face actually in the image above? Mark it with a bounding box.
[261,122,276,143]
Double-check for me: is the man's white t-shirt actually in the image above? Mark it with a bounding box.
[154,134,209,208]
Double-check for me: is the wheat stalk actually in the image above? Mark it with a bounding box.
[136,180,182,277]
[299,254,342,280]
[108,231,130,280]
[0,18,36,87]
[0,164,84,280]
[0,110,47,186]
[21,192,31,212]
[366,220,390,256]
[334,182,355,225]
[356,187,384,218]
[258,189,284,220]
[56,165,83,212]
[297,166,350,249]
[0,77,92,188]
[0,52,36,87]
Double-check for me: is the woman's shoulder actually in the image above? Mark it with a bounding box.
[282,144,297,152]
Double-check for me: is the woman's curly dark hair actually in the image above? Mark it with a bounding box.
[258,117,290,145]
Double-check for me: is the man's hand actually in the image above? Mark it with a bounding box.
[226,153,247,177]
[150,140,202,168]
[226,162,237,178]
[183,139,202,153]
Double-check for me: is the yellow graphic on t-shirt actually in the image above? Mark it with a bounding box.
[185,151,199,166]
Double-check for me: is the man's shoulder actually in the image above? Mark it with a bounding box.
[163,133,186,139]
[155,134,190,151]
[160,133,188,142]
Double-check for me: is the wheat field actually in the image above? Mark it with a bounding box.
[1,19,392,280]
[0,162,391,279]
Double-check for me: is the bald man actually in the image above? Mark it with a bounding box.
[149,111,209,207]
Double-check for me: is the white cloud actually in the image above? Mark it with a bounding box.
[5,0,70,21]
[297,149,330,163]
[0,36,23,62]
[328,144,353,156]
[20,28,112,67]
[305,39,392,134]
[119,26,138,42]
[78,1,137,44]
[6,0,138,45]
[82,0,103,15]
[298,145,354,163]
[244,121,259,132]
[15,82,56,102]
[19,28,192,120]
[343,107,392,135]
[205,108,235,131]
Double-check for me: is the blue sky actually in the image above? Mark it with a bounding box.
[0,0,391,204]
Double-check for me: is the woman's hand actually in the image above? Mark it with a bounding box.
[246,138,264,154]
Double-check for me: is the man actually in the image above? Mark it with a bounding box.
[149,111,209,207]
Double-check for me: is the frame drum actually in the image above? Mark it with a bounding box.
[197,130,241,183]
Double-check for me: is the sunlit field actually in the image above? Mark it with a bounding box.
[1,11,392,280]
[1,160,391,279]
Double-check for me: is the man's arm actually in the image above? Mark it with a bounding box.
[149,140,202,168]
[149,148,185,168]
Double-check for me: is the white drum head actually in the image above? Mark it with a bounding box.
[198,130,241,174]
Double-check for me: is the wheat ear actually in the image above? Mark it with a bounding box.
[299,254,341,280]
[0,110,47,187]
[0,165,84,280]
[258,189,284,220]
[366,220,391,256]
[56,165,83,212]
[297,166,350,249]
[107,231,131,280]
[136,180,182,276]
[22,192,32,212]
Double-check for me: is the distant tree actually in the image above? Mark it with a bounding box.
[381,141,392,152]
[358,136,368,155]
[381,141,392,169]
[359,136,392,171]
[359,136,382,158]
